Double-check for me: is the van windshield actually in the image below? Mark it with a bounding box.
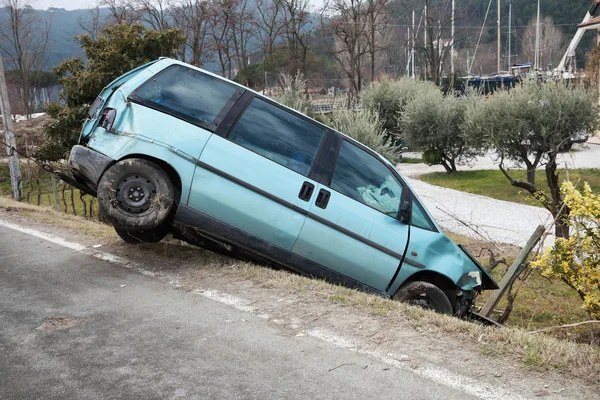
[130,65,238,128]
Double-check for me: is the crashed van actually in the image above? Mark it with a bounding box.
[68,58,498,317]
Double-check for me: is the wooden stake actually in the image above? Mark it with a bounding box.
[480,225,546,317]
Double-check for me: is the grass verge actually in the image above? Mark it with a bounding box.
[1,197,599,384]
[420,169,600,206]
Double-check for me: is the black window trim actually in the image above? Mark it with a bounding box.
[220,93,330,179]
[127,64,244,133]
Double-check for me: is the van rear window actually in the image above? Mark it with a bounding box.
[130,65,238,128]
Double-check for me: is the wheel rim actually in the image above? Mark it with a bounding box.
[115,174,156,214]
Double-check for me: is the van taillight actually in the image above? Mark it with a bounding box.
[99,108,117,131]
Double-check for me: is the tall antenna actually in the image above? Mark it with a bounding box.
[497,0,501,73]
[535,0,541,70]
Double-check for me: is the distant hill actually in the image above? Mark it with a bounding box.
[0,1,597,73]
[0,7,113,69]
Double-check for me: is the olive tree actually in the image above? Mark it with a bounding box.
[464,80,599,238]
[362,76,437,143]
[324,109,401,164]
[402,90,480,174]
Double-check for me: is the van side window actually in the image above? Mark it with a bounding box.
[331,140,403,217]
[131,65,237,127]
[228,98,325,176]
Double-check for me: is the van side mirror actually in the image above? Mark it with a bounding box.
[399,201,411,224]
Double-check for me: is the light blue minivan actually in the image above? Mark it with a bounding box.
[68,58,498,318]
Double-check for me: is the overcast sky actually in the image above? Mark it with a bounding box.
[29,0,323,11]
[29,0,95,10]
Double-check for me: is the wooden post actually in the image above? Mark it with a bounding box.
[480,225,546,317]
[0,54,22,200]
[51,174,60,212]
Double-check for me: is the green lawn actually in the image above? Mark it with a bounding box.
[420,169,600,206]
[400,157,424,164]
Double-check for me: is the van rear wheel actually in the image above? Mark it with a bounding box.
[98,158,175,231]
[393,281,453,315]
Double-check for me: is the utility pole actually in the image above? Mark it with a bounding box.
[497,0,501,73]
[0,54,22,201]
[451,0,455,75]
[535,0,541,70]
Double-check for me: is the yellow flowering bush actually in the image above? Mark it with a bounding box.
[531,182,600,318]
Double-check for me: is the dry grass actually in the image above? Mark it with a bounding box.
[0,197,114,240]
[1,196,599,384]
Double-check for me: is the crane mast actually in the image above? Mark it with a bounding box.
[557,0,600,75]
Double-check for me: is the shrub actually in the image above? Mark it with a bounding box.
[275,71,312,117]
[362,76,437,140]
[402,90,481,174]
[531,182,600,318]
[324,109,401,164]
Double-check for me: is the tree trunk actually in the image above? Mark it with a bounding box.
[545,154,569,238]
[526,168,536,186]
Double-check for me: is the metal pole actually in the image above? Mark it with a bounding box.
[451,0,455,75]
[535,0,541,70]
[0,54,22,201]
[497,0,501,73]
[412,10,416,79]
[508,2,512,71]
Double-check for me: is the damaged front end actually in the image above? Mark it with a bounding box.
[457,245,501,326]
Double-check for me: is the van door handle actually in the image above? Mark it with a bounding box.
[315,189,331,209]
[298,181,315,201]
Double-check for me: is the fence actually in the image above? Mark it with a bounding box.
[1,160,100,219]
[311,95,362,115]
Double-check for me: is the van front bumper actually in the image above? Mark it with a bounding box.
[67,145,114,196]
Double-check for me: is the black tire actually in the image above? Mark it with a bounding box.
[114,225,170,244]
[98,158,175,231]
[393,281,453,315]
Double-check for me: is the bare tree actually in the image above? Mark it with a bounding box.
[99,0,141,25]
[365,0,389,83]
[521,16,566,70]
[281,0,312,87]
[322,0,370,105]
[171,0,211,65]
[229,0,256,84]
[0,0,51,117]
[77,6,104,40]
[135,0,171,31]
[254,0,284,63]
[207,0,235,78]
[420,0,455,84]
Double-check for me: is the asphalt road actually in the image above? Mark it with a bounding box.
[0,225,479,400]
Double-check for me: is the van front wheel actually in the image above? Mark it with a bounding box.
[393,281,453,315]
[98,158,175,231]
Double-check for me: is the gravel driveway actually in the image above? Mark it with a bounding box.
[394,144,600,247]
[405,177,553,247]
